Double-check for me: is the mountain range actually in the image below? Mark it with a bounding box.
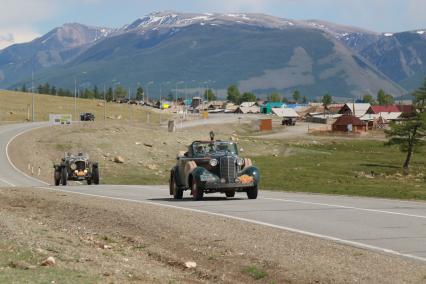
[0,11,425,98]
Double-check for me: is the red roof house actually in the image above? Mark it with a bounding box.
[367,105,400,114]
[332,115,367,133]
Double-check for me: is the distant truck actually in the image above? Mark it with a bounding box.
[80,113,95,121]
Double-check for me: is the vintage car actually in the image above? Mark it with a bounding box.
[169,132,260,201]
[54,153,100,186]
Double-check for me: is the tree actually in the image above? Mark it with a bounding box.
[385,78,426,173]
[21,84,27,93]
[282,96,289,103]
[363,94,375,104]
[204,89,217,101]
[227,85,241,104]
[114,85,127,100]
[240,92,256,103]
[136,86,144,101]
[267,92,281,102]
[292,90,301,103]
[377,89,394,105]
[322,93,333,108]
[50,86,57,96]
[106,87,113,102]
[93,85,100,99]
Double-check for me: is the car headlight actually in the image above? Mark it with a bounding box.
[209,159,218,167]
[70,163,77,170]
[237,158,244,166]
[84,170,88,174]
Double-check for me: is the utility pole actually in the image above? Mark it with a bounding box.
[31,70,35,122]
[74,78,77,121]
[103,84,107,125]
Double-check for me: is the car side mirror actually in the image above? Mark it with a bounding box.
[184,152,188,157]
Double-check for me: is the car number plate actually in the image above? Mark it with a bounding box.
[200,175,214,182]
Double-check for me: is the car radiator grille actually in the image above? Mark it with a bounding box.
[220,156,237,183]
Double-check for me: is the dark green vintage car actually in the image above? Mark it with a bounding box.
[169,134,260,201]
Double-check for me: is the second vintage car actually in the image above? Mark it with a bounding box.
[169,132,260,201]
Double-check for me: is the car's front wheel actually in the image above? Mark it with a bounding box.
[191,179,204,201]
[225,190,235,198]
[170,172,183,200]
[247,185,258,200]
[92,167,100,185]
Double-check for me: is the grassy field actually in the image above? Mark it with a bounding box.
[0,89,166,124]
[0,240,97,283]
[252,140,426,200]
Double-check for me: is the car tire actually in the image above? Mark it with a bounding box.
[225,190,235,198]
[54,170,61,186]
[247,185,258,200]
[191,179,204,201]
[61,168,68,186]
[92,166,100,185]
[170,173,183,200]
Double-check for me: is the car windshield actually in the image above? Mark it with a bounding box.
[193,142,238,156]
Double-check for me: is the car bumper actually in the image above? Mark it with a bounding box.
[204,182,255,190]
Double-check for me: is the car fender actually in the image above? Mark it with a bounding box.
[189,167,216,185]
[184,161,197,186]
[240,166,260,185]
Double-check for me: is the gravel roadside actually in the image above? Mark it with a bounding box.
[1,187,426,283]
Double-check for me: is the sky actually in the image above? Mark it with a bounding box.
[1,0,426,49]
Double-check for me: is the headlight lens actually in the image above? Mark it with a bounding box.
[209,159,218,167]
[237,158,244,166]
[70,163,77,170]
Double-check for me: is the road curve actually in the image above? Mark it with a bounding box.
[1,122,426,263]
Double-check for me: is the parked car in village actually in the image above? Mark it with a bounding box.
[80,112,95,121]
[282,117,296,126]
[169,132,260,201]
[54,153,100,186]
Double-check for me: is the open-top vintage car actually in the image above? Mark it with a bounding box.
[54,153,100,186]
[169,132,260,201]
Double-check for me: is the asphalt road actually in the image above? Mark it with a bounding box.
[1,122,426,263]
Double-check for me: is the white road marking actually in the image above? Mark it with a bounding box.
[263,198,426,220]
[0,178,15,187]
[37,186,426,263]
[5,124,50,186]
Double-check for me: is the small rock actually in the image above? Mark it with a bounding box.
[41,256,56,266]
[135,142,142,145]
[185,261,197,269]
[147,164,158,170]
[114,156,125,163]
[143,143,153,148]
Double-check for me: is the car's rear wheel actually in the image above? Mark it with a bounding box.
[191,179,204,201]
[170,172,183,200]
[225,190,235,198]
[87,178,92,185]
[247,185,258,200]
[61,168,68,186]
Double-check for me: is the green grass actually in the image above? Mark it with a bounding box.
[0,241,97,283]
[242,265,268,280]
[252,140,426,200]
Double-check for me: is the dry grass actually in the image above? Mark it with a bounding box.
[0,89,166,124]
